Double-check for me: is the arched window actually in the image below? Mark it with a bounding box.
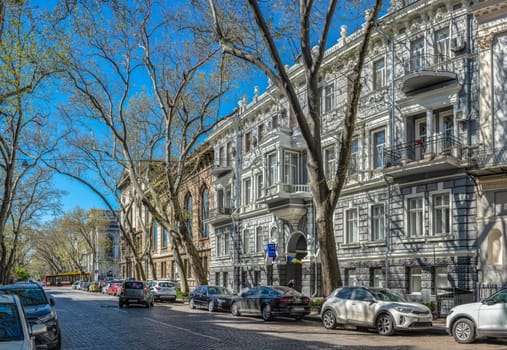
[487,229,503,265]
[201,188,209,238]
[185,194,193,237]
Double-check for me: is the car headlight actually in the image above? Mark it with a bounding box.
[394,307,414,314]
[38,310,56,324]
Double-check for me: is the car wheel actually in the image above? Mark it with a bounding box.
[262,304,272,321]
[208,300,215,312]
[322,309,337,329]
[231,302,240,316]
[452,318,476,344]
[376,313,395,336]
[189,298,195,309]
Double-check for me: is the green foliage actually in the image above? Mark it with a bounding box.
[176,289,188,301]
[14,267,30,281]
[422,301,436,312]
[310,297,324,312]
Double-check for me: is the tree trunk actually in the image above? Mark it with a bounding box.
[315,204,342,296]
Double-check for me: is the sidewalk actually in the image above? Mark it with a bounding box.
[304,311,447,334]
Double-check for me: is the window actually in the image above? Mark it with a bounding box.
[271,114,278,129]
[324,145,336,180]
[409,267,422,294]
[345,208,358,243]
[371,268,384,288]
[218,146,225,166]
[349,139,359,175]
[433,266,449,295]
[283,151,299,185]
[267,152,277,186]
[216,234,222,256]
[245,131,252,153]
[372,130,385,169]
[243,178,251,205]
[407,197,424,237]
[373,58,385,89]
[254,271,261,286]
[224,232,229,255]
[256,173,263,199]
[258,123,264,143]
[215,272,220,286]
[371,204,385,241]
[255,226,263,252]
[243,229,250,253]
[222,272,228,288]
[153,220,158,250]
[435,28,449,63]
[324,83,335,113]
[162,228,168,248]
[410,38,425,71]
[185,194,193,237]
[345,268,357,286]
[433,193,450,235]
[201,188,209,238]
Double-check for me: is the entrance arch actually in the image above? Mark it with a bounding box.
[286,231,307,291]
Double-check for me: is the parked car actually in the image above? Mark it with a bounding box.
[0,294,47,350]
[107,281,122,296]
[230,285,310,321]
[320,286,432,336]
[101,281,112,294]
[0,283,62,349]
[88,281,100,293]
[446,287,507,344]
[80,281,91,291]
[149,280,177,302]
[71,281,81,290]
[118,280,154,308]
[189,285,234,312]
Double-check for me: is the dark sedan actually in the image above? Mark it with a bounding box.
[189,285,234,312]
[231,285,310,321]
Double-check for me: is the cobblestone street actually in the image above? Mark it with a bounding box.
[50,287,507,350]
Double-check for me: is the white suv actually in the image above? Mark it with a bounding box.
[446,288,507,344]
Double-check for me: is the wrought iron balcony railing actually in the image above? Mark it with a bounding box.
[384,133,461,167]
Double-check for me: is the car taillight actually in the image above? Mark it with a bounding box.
[279,297,292,303]
[155,286,161,290]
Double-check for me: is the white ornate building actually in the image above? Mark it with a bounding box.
[206,0,507,309]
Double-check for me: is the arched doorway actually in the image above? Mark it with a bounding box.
[286,231,307,291]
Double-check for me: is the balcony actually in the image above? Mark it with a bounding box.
[207,207,234,225]
[402,54,458,95]
[257,183,312,222]
[211,160,233,177]
[383,133,463,179]
[468,145,507,189]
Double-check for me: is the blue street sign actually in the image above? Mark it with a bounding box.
[267,243,277,258]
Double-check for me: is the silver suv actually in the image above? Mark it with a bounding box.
[321,286,432,335]
[118,280,154,308]
[446,288,507,344]
[149,280,177,302]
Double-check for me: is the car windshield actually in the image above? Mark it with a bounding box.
[124,282,143,289]
[371,289,407,302]
[0,303,23,341]
[2,288,47,306]
[209,287,232,295]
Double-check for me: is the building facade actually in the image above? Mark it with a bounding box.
[118,146,213,291]
[206,0,506,310]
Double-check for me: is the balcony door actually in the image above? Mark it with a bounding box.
[414,119,426,160]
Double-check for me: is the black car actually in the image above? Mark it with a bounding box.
[231,285,311,321]
[0,282,61,349]
[189,285,234,312]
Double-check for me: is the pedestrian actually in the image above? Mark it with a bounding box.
[287,279,295,288]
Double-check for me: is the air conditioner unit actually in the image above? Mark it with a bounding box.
[450,37,465,52]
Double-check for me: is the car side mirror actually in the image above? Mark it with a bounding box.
[483,299,496,305]
[49,297,56,307]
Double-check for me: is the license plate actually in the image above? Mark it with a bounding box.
[129,299,139,303]
[292,307,304,312]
